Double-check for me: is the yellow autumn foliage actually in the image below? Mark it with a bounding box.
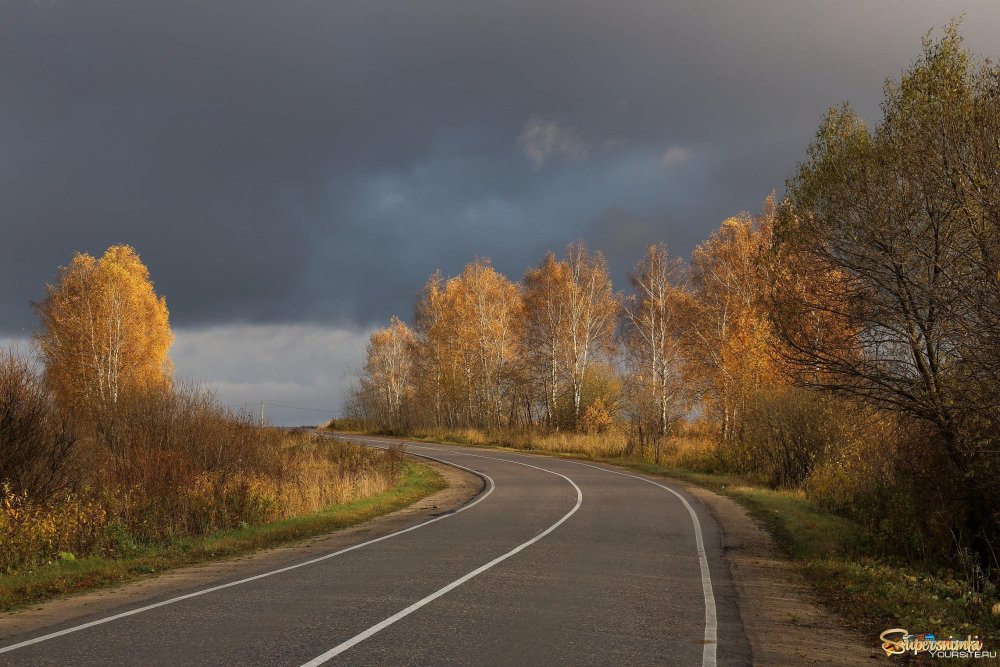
[0,433,401,573]
[0,485,109,572]
[36,245,173,413]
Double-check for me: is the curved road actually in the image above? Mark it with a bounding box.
[0,436,750,666]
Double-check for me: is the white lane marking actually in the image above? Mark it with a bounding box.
[553,459,718,667]
[0,451,495,656]
[300,443,584,666]
[388,439,718,667]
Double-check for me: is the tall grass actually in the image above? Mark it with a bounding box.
[386,423,726,472]
[399,426,629,458]
[0,433,402,573]
[0,351,403,574]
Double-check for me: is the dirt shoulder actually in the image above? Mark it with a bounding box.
[0,459,482,644]
[672,479,885,665]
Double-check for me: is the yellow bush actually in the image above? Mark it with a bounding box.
[803,410,900,508]
[581,399,613,435]
[0,485,109,572]
[656,436,721,472]
[0,434,402,575]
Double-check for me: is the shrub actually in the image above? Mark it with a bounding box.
[726,388,841,488]
[0,485,108,572]
[0,348,77,500]
[1,382,403,574]
[581,398,613,434]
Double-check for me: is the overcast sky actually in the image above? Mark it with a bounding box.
[3,1,999,424]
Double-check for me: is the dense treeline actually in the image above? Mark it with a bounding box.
[1,246,401,573]
[346,26,1000,579]
[346,212,785,462]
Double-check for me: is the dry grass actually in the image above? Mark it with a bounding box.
[397,425,727,472]
[655,435,724,473]
[403,426,629,459]
[0,356,405,575]
[0,461,444,611]
[0,433,402,574]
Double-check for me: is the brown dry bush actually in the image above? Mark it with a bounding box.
[0,349,77,501]
[726,387,842,488]
[85,386,402,545]
[804,411,964,565]
[580,398,613,435]
[655,434,722,473]
[1,381,402,573]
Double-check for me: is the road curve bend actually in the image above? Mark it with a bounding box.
[0,435,749,666]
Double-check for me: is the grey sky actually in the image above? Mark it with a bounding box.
[2,2,999,423]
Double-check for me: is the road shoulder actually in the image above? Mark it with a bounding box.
[674,479,884,665]
[0,459,482,644]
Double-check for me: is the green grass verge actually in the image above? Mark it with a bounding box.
[628,462,1000,642]
[629,464,1000,640]
[0,461,445,613]
[345,429,1000,643]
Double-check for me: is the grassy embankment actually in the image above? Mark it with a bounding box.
[0,461,444,612]
[331,425,1000,643]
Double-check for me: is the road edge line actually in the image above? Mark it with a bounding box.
[0,451,495,656]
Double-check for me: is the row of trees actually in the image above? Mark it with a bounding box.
[348,25,1000,569]
[347,210,784,454]
[775,25,1000,562]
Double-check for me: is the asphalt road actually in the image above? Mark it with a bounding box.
[0,436,750,666]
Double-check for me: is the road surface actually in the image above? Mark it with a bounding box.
[0,435,750,666]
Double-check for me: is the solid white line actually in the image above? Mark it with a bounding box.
[390,440,718,667]
[334,437,718,667]
[300,444,584,666]
[0,450,495,656]
[556,459,718,667]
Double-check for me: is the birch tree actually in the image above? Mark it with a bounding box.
[623,244,687,439]
[36,245,172,414]
[563,242,617,428]
[450,259,523,429]
[362,316,416,430]
[412,272,463,427]
[688,205,780,442]
[523,253,571,428]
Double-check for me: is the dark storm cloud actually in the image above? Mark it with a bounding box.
[3,0,1000,334]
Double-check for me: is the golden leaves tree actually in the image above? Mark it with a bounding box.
[523,252,571,428]
[361,316,416,431]
[407,260,525,429]
[623,244,687,442]
[688,201,782,442]
[36,245,173,414]
[563,242,617,429]
[412,271,459,428]
[448,259,523,429]
[521,243,617,430]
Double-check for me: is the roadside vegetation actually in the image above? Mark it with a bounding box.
[0,461,442,612]
[337,23,1000,642]
[1,246,429,607]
